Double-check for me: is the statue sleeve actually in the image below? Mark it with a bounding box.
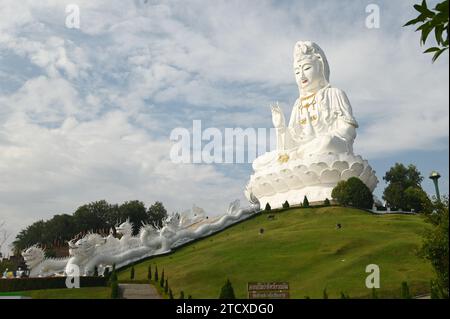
[331,88,359,128]
[328,88,358,143]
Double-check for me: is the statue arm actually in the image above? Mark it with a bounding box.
[330,88,358,142]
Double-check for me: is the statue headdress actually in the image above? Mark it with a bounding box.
[293,41,330,83]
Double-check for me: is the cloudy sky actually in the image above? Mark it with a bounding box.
[0,0,448,254]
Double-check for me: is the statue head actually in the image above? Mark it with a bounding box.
[293,41,330,95]
[22,245,45,269]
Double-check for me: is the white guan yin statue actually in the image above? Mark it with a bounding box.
[245,41,378,208]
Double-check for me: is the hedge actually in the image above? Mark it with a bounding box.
[0,276,107,292]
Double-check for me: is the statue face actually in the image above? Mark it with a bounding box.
[294,59,325,94]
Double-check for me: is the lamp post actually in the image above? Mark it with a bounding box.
[429,171,441,202]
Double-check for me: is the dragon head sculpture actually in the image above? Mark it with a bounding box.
[68,233,105,258]
[22,245,46,269]
[116,220,134,237]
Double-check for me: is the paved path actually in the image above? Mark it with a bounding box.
[119,284,162,299]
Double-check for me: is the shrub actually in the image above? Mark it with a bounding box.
[371,288,378,299]
[401,281,412,299]
[303,196,310,208]
[147,265,152,281]
[324,198,331,206]
[111,281,119,299]
[130,266,135,280]
[282,201,290,209]
[0,277,107,292]
[160,269,165,287]
[219,279,236,299]
[332,177,373,209]
[340,291,350,299]
[264,203,271,211]
[154,265,158,282]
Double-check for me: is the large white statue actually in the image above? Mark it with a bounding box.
[245,41,378,208]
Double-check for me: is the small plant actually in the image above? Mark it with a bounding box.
[130,266,135,280]
[401,281,412,299]
[147,264,152,281]
[340,291,350,299]
[219,279,236,299]
[282,200,290,209]
[160,269,165,287]
[188,295,192,299]
[169,288,174,299]
[265,203,271,211]
[111,281,119,299]
[303,196,310,208]
[371,288,378,299]
[179,291,185,299]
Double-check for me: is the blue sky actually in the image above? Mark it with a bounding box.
[0,0,448,254]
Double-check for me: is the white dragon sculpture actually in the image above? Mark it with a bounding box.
[26,196,260,277]
[22,245,69,277]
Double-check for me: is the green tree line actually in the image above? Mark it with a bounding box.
[12,200,168,254]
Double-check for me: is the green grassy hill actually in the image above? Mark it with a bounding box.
[118,206,434,299]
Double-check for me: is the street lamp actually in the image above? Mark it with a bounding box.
[429,171,441,201]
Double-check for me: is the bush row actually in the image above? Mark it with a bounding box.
[0,276,107,292]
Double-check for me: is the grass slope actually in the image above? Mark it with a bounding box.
[118,206,434,299]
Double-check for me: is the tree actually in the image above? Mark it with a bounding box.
[404,186,433,213]
[93,266,99,277]
[332,177,373,209]
[179,291,185,299]
[303,196,310,208]
[130,266,135,280]
[169,289,174,299]
[219,279,236,299]
[383,163,425,210]
[119,201,148,235]
[322,288,328,299]
[404,0,449,62]
[324,198,331,206]
[419,196,449,298]
[282,201,290,209]
[147,202,168,229]
[154,265,159,282]
[264,203,271,211]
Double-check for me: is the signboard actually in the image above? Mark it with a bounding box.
[248,282,289,299]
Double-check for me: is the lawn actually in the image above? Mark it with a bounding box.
[118,206,433,299]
